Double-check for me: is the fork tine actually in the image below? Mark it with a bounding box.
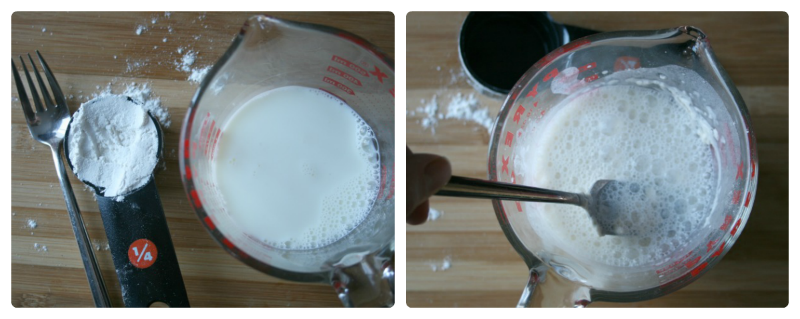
[19,56,45,113]
[28,53,55,109]
[36,51,67,110]
[11,60,36,123]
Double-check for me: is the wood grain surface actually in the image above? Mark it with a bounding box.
[406,12,788,307]
[10,11,394,308]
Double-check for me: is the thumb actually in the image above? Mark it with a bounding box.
[406,147,452,214]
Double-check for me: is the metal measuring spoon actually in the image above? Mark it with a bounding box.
[65,96,190,307]
[436,175,644,236]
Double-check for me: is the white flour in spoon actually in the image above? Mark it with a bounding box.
[68,94,160,201]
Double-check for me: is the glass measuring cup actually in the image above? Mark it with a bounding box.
[488,26,757,306]
[179,15,395,307]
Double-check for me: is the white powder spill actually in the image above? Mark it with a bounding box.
[188,66,211,83]
[177,50,197,72]
[428,256,452,272]
[126,58,149,73]
[34,243,48,252]
[27,219,37,229]
[408,67,495,135]
[413,93,493,134]
[41,27,46,32]
[444,93,493,132]
[121,83,171,128]
[428,207,443,221]
[92,239,110,251]
[68,83,169,200]
[416,96,440,133]
[135,25,146,35]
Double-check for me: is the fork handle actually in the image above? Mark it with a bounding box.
[51,143,113,307]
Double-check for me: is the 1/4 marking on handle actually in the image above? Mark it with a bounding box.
[128,238,158,269]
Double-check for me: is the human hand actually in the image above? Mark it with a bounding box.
[406,147,452,225]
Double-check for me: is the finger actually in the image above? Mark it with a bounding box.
[406,148,452,214]
[407,200,429,225]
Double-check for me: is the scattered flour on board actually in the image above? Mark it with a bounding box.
[413,93,493,134]
[177,50,197,72]
[408,67,495,135]
[27,219,38,229]
[188,66,212,83]
[444,92,493,132]
[428,256,452,272]
[428,207,443,221]
[34,243,48,252]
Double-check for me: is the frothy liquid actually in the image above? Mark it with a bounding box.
[214,86,380,250]
[521,83,718,269]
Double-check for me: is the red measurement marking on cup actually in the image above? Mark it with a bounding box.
[730,219,742,235]
[526,83,539,99]
[323,76,355,95]
[203,216,216,231]
[190,189,202,208]
[744,192,752,207]
[209,130,222,162]
[584,74,599,82]
[751,160,756,178]
[504,132,514,147]
[331,55,368,77]
[656,251,693,275]
[578,62,596,73]
[735,161,744,180]
[389,87,395,97]
[128,239,158,269]
[184,139,191,159]
[690,262,708,277]
[711,242,725,258]
[378,165,387,199]
[204,120,216,158]
[501,155,510,175]
[732,190,741,204]
[513,105,526,124]
[185,166,192,180]
[614,56,640,71]
[369,66,388,84]
[327,66,362,86]
[543,68,559,82]
[222,237,235,249]
[684,256,702,269]
[706,240,718,252]
[720,215,733,230]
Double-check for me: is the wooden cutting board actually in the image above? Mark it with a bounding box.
[10,11,394,307]
[406,12,788,307]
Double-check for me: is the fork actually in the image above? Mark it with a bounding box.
[12,51,112,307]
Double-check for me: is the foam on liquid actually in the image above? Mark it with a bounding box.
[520,82,718,269]
[214,86,380,250]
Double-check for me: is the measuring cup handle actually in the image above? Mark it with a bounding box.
[330,252,394,307]
[96,178,190,307]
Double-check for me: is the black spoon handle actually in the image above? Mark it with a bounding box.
[96,178,190,307]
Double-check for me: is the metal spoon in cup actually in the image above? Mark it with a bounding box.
[436,175,642,236]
